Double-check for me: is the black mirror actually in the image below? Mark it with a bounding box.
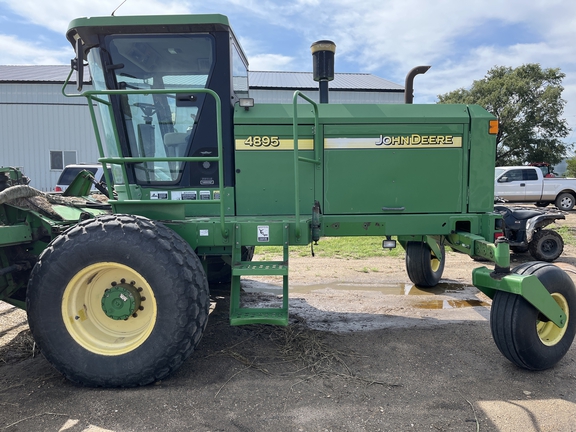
[71,38,84,92]
[497,176,509,183]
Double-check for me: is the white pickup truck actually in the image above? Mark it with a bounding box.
[494,166,576,211]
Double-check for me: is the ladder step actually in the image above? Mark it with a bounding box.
[230,307,289,326]
[232,261,288,276]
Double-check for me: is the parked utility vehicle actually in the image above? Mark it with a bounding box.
[1,14,575,387]
[495,165,576,210]
[494,205,565,261]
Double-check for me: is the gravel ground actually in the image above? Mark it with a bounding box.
[1,208,576,431]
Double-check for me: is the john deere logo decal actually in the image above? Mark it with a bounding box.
[325,136,462,149]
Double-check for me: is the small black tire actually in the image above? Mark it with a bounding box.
[529,229,564,262]
[27,214,210,387]
[405,241,445,288]
[490,262,576,370]
[206,246,255,285]
[555,193,575,211]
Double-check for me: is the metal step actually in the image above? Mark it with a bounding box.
[229,223,290,326]
[229,307,289,326]
[232,261,288,276]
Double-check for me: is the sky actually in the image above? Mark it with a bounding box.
[1,0,575,144]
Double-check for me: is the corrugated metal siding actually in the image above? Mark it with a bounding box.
[1,83,100,191]
[249,71,403,91]
[1,83,89,105]
[0,65,90,83]
[251,89,404,104]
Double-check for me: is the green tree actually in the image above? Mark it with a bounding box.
[437,64,571,166]
[565,157,576,177]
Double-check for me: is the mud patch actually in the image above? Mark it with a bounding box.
[241,278,491,333]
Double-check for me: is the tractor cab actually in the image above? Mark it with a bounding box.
[66,15,247,202]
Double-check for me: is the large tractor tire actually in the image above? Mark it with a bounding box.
[490,262,576,370]
[528,229,564,262]
[405,241,445,288]
[27,214,210,387]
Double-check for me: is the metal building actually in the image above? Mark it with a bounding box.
[1,65,404,191]
[0,65,99,191]
[249,71,404,104]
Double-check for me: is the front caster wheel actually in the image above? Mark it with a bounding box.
[27,214,210,387]
[490,262,576,370]
[405,241,445,288]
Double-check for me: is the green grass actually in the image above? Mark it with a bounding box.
[252,224,573,261]
[554,225,576,246]
[255,236,405,260]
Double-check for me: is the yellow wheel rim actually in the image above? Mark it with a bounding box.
[537,293,569,346]
[62,262,157,356]
[431,252,441,273]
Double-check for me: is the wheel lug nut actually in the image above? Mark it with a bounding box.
[140,296,146,301]
[139,306,144,311]
[132,313,138,318]
[137,287,143,292]
[111,281,117,286]
[130,280,136,285]
[121,278,126,284]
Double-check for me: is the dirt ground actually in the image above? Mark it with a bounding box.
[2,209,576,431]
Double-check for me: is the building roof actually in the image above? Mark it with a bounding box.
[250,71,403,91]
[0,65,89,83]
[0,65,403,91]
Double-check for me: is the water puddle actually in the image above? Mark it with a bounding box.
[244,280,473,296]
[413,299,490,309]
[289,281,467,296]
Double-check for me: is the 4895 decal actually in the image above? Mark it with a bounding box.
[243,136,280,147]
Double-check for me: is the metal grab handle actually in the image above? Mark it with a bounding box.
[382,206,405,211]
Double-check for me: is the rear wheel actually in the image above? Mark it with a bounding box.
[529,229,564,262]
[490,262,576,370]
[555,193,575,211]
[27,214,210,387]
[405,241,445,288]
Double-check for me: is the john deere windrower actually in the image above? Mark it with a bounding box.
[1,14,573,387]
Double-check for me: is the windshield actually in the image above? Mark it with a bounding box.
[92,34,215,184]
[495,168,505,179]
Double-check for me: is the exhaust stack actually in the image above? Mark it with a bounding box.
[311,40,336,103]
[404,65,431,104]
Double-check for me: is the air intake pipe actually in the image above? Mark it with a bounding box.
[311,40,336,103]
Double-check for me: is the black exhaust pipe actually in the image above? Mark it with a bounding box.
[311,40,336,103]
[404,65,431,104]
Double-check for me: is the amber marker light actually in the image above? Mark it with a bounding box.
[489,120,499,134]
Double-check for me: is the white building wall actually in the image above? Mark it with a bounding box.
[250,89,404,104]
[1,83,100,191]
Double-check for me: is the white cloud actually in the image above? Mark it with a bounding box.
[0,34,69,64]
[249,53,295,71]
[0,0,191,34]
[1,0,575,135]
